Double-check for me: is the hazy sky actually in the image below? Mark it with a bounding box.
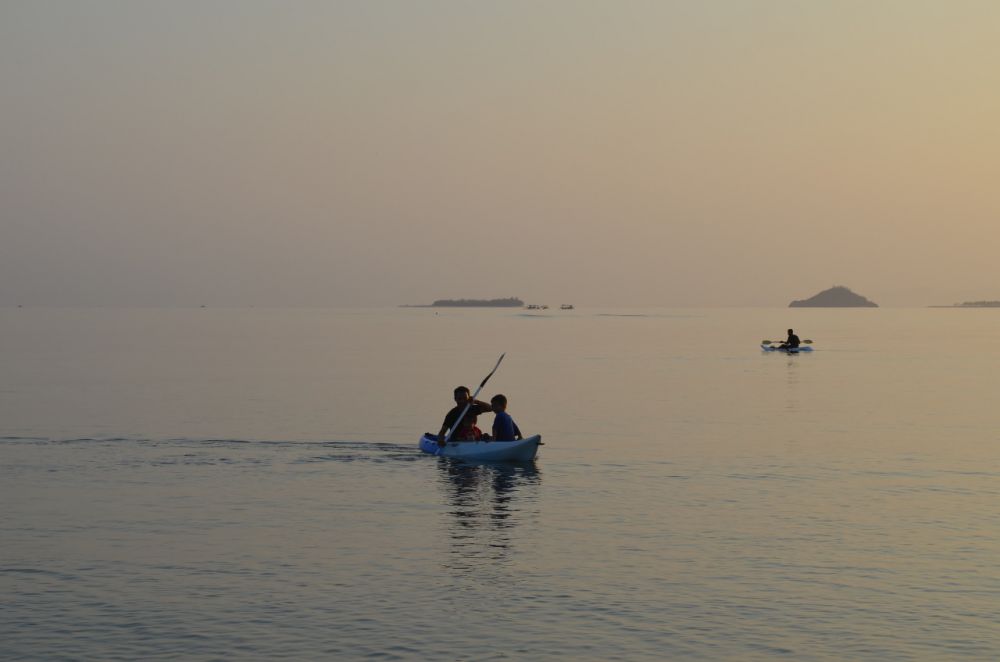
[3,1,998,307]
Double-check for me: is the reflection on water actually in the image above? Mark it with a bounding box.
[437,459,540,573]
[785,356,800,412]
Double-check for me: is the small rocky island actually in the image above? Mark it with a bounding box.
[789,286,878,308]
[402,297,524,308]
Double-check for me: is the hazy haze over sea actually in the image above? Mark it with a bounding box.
[3,306,999,660]
[5,2,1000,309]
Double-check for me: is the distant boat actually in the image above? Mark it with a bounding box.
[526,304,540,310]
[560,304,574,310]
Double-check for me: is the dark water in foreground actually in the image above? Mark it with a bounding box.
[3,307,1000,659]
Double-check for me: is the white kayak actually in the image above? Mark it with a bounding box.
[761,344,813,353]
[419,433,542,462]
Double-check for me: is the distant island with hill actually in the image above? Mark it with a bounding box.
[930,300,1000,308]
[789,286,878,308]
[401,297,524,308]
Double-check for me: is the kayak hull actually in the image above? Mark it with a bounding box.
[419,433,541,462]
[761,344,813,353]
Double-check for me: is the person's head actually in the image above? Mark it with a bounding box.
[490,394,507,412]
[787,329,794,335]
[453,386,471,404]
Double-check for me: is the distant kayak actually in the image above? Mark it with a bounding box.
[419,433,542,462]
[761,344,813,353]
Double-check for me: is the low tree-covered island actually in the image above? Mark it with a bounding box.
[943,301,1000,308]
[402,297,524,308]
[433,297,524,307]
[789,286,878,308]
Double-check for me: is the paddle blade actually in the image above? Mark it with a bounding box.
[479,352,505,387]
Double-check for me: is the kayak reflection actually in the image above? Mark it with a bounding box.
[437,458,541,572]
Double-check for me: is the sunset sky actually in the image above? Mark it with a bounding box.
[3,1,998,307]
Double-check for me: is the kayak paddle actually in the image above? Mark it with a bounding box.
[441,353,506,451]
[762,339,812,344]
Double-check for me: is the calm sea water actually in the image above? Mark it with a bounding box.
[3,307,999,660]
